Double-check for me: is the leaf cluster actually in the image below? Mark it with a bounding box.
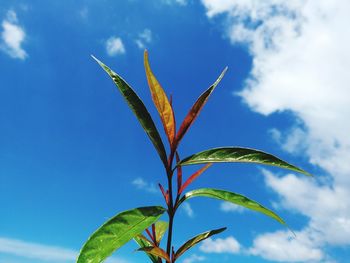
[77,51,310,263]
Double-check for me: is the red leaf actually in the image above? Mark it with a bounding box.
[175,67,227,146]
[158,183,168,206]
[146,228,154,243]
[165,190,169,205]
[179,163,212,194]
[152,224,156,245]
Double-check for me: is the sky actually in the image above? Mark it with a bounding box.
[1,0,350,262]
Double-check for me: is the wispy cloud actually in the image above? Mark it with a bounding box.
[199,236,240,254]
[106,36,125,56]
[0,10,27,60]
[0,237,76,262]
[131,177,158,193]
[220,201,245,213]
[201,0,350,261]
[135,28,152,49]
[182,202,194,218]
[0,237,128,263]
[182,253,206,263]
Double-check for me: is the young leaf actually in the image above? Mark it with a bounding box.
[175,67,227,146]
[174,227,226,260]
[178,188,285,225]
[92,55,168,168]
[179,163,212,194]
[138,246,170,262]
[135,234,155,245]
[155,221,169,244]
[178,147,311,176]
[144,50,176,146]
[77,206,166,263]
[134,235,159,263]
[158,183,169,206]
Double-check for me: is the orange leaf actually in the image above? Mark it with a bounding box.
[176,67,227,146]
[144,50,176,146]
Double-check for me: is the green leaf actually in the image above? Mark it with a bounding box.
[134,235,159,263]
[92,55,168,168]
[77,206,166,263]
[154,221,168,244]
[178,188,285,225]
[178,147,311,176]
[175,67,227,146]
[174,227,226,260]
[137,246,170,262]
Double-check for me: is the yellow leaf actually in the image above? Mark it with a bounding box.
[144,50,176,147]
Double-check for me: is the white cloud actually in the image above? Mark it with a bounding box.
[182,254,205,263]
[199,236,240,254]
[106,36,125,56]
[249,230,324,262]
[270,127,308,155]
[135,29,152,49]
[182,202,194,218]
[1,10,27,59]
[264,170,350,246]
[0,237,128,263]
[220,201,245,213]
[201,0,350,261]
[201,0,237,18]
[0,237,76,262]
[131,177,158,193]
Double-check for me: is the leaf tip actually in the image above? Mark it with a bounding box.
[220,66,228,78]
[294,167,312,177]
[304,170,313,177]
[91,54,103,67]
[144,49,149,62]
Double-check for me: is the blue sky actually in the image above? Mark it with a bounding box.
[1,0,350,262]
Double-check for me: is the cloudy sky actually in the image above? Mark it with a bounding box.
[1,0,350,262]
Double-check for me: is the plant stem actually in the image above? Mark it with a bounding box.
[166,176,174,261]
[166,150,176,263]
[166,209,174,262]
